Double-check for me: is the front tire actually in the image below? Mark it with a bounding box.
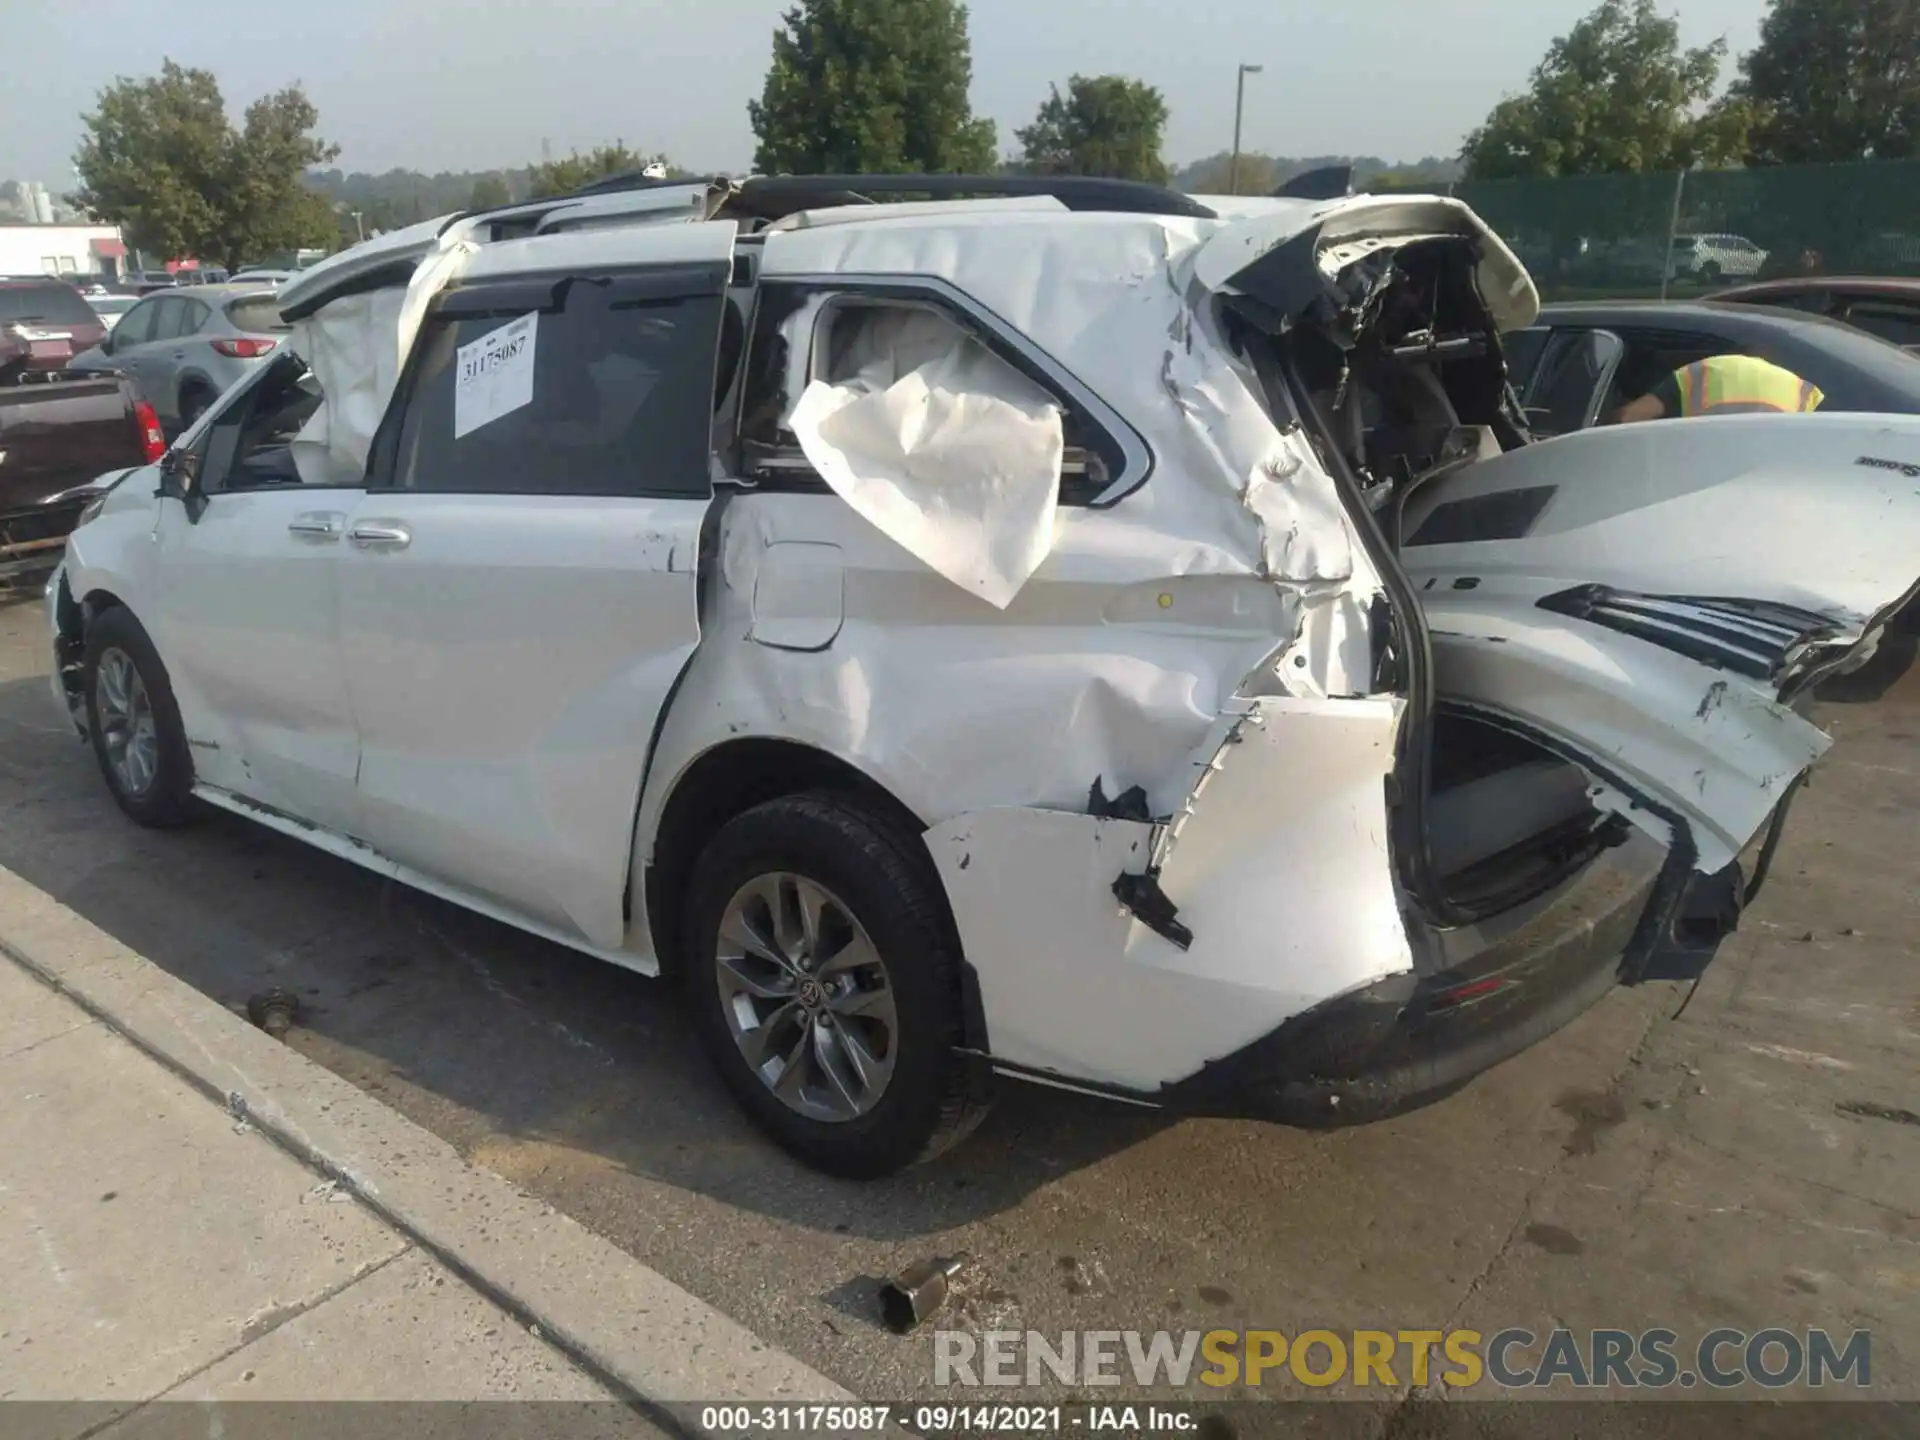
[682,792,990,1178]
[82,607,196,828]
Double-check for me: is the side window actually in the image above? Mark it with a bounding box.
[195,356,328,494]
[1502,327,1551,394]
[146,297,187,341]
[1839,301,1920,349]
[176,298,212,335]
[736,285,1125,505]
[377,273,722,498]
[112,300,159,347]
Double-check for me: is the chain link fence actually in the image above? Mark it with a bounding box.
[1380,160,1920,302]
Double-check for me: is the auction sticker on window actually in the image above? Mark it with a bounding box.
[454,311,538,438]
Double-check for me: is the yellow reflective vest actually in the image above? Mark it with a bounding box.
[1674,354,1824,416]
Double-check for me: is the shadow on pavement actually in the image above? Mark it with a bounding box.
[0,672,1166,1244]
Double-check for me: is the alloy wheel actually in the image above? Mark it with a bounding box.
[714,871,899,1123]
[95,647,159,797]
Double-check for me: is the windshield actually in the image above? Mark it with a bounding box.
[0,283,99,325]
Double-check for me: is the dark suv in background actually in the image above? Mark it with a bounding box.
[0,279,108,378]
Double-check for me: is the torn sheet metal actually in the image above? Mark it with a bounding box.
[1426,595,1829,875]
[787,307,1066,609]
[920,696,1411,1089]
[1190,194,1538,333]
[289,227,478,486]
[757,213,1387,682]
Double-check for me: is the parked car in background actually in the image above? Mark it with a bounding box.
[1669,233,1767,283]
[84,293,141,333]
[176,267,231,286]
[1502,299,1920,438]
[0,278,108,376]
[1,368,164,584]
[1855,232,1920,274]
[128,271,183,294]
[1710,277,1920,354]
[65,285,288,434]
[229,268,297,287]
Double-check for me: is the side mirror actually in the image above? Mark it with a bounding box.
[155,448,208,521]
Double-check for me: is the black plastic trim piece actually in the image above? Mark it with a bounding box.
[276,258,420,323]
[1111,871,1193,950]
[1405,485,1558,546]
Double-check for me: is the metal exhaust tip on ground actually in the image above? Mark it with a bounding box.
[879,1254,967,1334]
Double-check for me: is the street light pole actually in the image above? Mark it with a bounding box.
[1230,63,1263,195]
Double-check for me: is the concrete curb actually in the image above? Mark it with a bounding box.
[0,863,858,1426]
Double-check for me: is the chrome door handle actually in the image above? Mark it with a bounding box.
[287,512,343,540]
[349,521,411,551]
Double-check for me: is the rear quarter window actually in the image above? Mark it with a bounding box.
[224,296,290,333]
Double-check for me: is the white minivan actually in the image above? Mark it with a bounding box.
[48,176,1920,1176]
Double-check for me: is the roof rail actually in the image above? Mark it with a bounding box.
[565,170,722,199]
[737,174,1216,220]
[563,171,1217,221]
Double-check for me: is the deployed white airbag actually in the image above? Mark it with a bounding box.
[289,232,478,487]
[786,308,1066,609]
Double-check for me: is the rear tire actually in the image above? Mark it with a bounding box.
[682,791,990,1178]
[82,607,196,828]
[178,384,214,428]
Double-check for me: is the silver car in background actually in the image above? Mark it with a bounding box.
[66,285,288,434]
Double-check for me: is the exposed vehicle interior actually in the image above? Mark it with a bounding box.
[1237,235,1629,924]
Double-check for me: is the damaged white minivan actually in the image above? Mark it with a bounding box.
[47,174,1920,1177]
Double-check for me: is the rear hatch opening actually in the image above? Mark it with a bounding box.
[1218,228,1595,928]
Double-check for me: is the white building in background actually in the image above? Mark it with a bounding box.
[0,220,129,279]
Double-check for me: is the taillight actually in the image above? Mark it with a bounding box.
[133,400,166,463]
[211,337,277,359]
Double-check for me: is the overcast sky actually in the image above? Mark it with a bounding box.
[4,0,1768,183]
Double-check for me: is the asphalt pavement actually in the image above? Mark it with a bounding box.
[0,589,1914,1419]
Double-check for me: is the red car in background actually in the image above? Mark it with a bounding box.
[1711,276,1920,354]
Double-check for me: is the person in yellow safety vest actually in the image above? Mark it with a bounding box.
[1607,352,1824,425]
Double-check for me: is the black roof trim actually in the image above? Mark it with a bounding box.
[563,170,1216,220]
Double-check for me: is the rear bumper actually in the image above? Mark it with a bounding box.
[1159,831,1690,1125]
[1,496,84,581]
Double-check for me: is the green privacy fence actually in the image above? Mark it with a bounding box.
[1380,160,1920,301]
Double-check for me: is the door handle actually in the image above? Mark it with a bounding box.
[287,512,344,540]
[349,520,411,551]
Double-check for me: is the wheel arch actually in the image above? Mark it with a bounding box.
[640,738,988,1057]
[644,737,931,974]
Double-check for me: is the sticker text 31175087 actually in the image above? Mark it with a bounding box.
[454,311,539,439]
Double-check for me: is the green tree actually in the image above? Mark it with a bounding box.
[749,0,997,174]
[1460,0,1743,179]
[1179,152,1278,195]
[468,174,511,209]
[526,144,680,198]
[1014,75,1170,182]
[1734,0,1920,163]
[73,60,339,268]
